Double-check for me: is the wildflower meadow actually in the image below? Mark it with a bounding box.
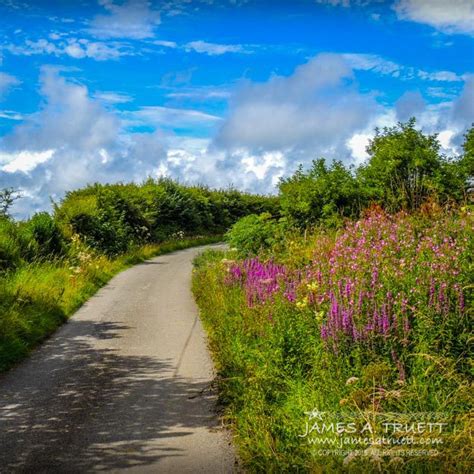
[193,206,472,472]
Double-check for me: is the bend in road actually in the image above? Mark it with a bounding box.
[0,244,235,473]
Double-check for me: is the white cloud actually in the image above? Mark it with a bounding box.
[184,41,244,55]
[2,67,120,154]
[0,69,226,217]
[166,87,231,100]
[316,0,351,6]
[418,70,464,82]
[344,53,464,82]
[315,0,384,7]
[241,151,285,182]
[4,38,131,61]
[0,110,24,120]
[347,133,371,163]
[215,53,377,153]
[89,0,161,39]
[0,72,21,100]
[343,53,402,77]
[451,75,474,125]
[394,0,474,35]
[395,90,426,121]
[127,106,221,128]
[1,149,54,173]
[94,91,133,104]
[2,55,473,218]
[153,40,177,48]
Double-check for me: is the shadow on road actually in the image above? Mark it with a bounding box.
[0,319,218,472]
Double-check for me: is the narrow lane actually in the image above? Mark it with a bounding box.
[0,245,234,473]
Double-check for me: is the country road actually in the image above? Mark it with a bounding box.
[0,245,235,473]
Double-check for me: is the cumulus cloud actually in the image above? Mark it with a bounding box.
[394,0,474,36]
[2,56,473,218]
[0,72,21,100]
[215,53,377,154]
[1,150,54,173]
[395,90,426,121]
[89,0,161,39]
[3,67,119,153]
[451,76,474,125]
[0,68,145,215]
[211,53,381,187]
[0,69,226,217]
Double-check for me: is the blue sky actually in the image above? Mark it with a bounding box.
[0,0,473,217]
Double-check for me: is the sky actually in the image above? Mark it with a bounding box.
[0,0,473,217]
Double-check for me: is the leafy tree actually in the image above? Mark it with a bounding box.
[460,125,474,191]
[279,159,362,227]
[357,118,443,211]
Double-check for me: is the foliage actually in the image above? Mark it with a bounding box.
[277,120,473,229]
[55,179,276,256]
[0,188,21,218]
[20,212,65,260]
[0,217,21,271]
[358,119,444,211]
[193,207,473,472]
[225,212,286,257]
[279,159,362,228]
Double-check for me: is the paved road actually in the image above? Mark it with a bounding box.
[0,245,235,473]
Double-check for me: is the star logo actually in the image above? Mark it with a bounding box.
[304,408,325,421]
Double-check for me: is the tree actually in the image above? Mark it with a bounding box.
[279,159,362,227]
[461,125,474,189]
[357,118,442,211]
[0,188,21,218]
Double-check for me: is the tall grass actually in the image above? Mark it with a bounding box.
[192,207,473,473]
[0,235,221,372]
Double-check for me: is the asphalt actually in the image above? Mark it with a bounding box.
[0,244,235,473]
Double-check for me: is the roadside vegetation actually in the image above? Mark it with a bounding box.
[0,179,276,372]
[193,119,474,472]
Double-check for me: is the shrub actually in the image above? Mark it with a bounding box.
[22,212,65,259]
[0,218,21,271]
[226,212,285,257]
[279,159,362,228]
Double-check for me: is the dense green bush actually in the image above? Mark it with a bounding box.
[21,212,65,259]
[0,217,21,271]
[226,212,286,257]
[279,159,362,228]
[54,179,277,256]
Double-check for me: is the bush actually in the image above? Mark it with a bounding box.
[22,212,65,259]
[54,179,277,255]
[279,159,362,228]
[0,218,21,271]
[226,213,285,257]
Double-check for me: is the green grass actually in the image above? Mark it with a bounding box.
[0,235,221,373]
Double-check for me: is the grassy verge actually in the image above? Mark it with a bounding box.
[0,235,221,373]
[192,210,472,473]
